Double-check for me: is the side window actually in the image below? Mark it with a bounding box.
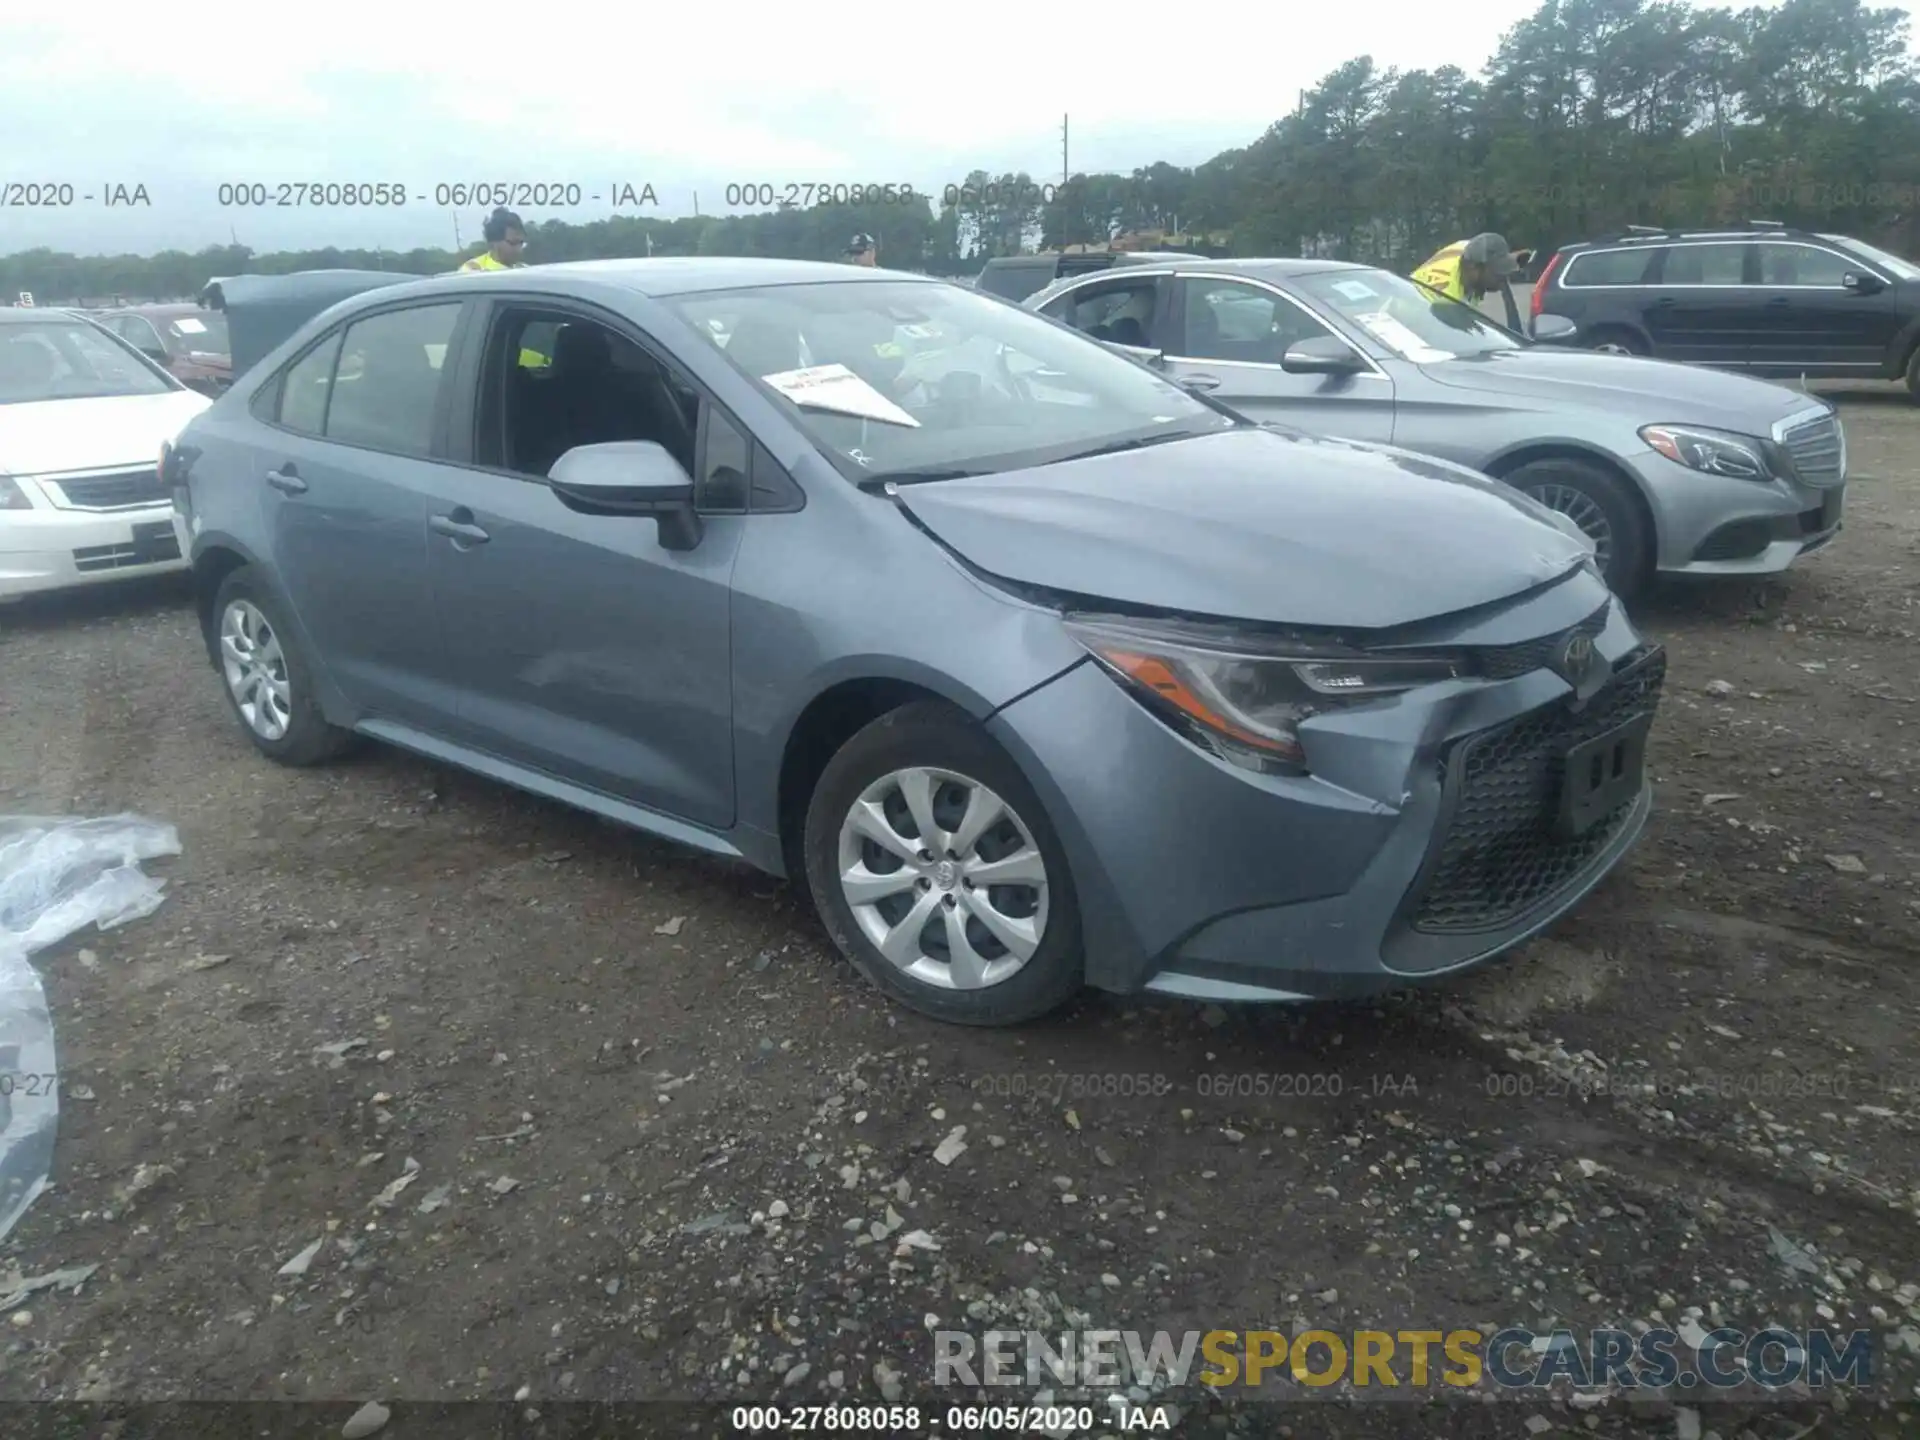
[1040,280,1160,350]
[1658,243,1747,286]
[276,331,343,436]
[1180,279,1333,365]
[1757,243,1852,287]
[324,302,460,457]
[699,406,750,512]
[1562,249,1656,287]
[485,307,699,480]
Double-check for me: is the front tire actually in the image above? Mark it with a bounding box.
[1505,457,1653,599]
[803,701,1084,1026]
[210,567,351,766]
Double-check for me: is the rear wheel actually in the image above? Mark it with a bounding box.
[1587,326,1647,357]
[803,701,1083,1026]
[1505,457,1653,599]
[211,567,352,766]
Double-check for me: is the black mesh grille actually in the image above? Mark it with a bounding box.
[1471,604,1610,681]
[1408,647,1665,934]
[54,469,166,510]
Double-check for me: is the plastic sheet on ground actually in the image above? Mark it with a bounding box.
[0,814,181,1243]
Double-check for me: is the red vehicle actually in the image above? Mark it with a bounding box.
[88,303,232,395]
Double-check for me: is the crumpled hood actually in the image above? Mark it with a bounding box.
[892,427,1591,630]
[1420,348,1822,431]
[0,390,211,475]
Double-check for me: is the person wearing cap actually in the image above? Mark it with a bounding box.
[1412,232,1521,301]
[845,233,878,267]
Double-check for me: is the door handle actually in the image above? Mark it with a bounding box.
[1764,296,1791,306]
[265,465,307,495]
[1652,297,1677,307]
[1179,373,1222,392]
[429,512,490,545]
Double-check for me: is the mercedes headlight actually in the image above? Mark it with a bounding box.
[1065,617,1461,775]
[1640,424,1771,480]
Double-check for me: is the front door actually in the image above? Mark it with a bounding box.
[1753,240,1904,375]
[1160,275,1394,442]
[424,302,741,830]
[254,302,467,727]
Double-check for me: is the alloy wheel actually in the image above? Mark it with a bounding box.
[219,599,293,742]
[835,766,1049,991]
[1528,483,1615,573]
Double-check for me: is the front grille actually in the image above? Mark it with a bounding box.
[72,532,181,572]
[1408,647,1665,934]
[1471,604,1610,680]
[53,468,167,510]
[1780,414,1844,487]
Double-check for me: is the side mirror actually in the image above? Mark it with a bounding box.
[548,440,704,551]
[1280,336,1366,375]
[1842,271,1885,295]
[1531,314,1580,344]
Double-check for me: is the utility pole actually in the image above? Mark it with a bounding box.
[1062,114,1069,185]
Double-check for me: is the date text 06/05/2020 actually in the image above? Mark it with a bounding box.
[2,182,150,206]
[212,182,660,209]
[969,1071,1419,1101]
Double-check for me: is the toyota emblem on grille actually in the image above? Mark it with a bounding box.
[1558,633,1596,683]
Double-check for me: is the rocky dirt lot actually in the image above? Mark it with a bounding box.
[1,385,1917,1440]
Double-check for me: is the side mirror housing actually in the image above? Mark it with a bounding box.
[548,440,703,551]
[1842,271,1885,295]
[1280,336,1366,375]
[1531,313,1580,344]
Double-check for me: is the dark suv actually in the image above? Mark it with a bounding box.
[1533,223,1920,397]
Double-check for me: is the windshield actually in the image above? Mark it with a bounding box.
[164,311,230,355]
[664,280,1234,481]
[1818,235,1920,282]
[0,319,174,403]
[1294,268,1525,361]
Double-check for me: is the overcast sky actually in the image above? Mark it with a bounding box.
[1,0,1911,257]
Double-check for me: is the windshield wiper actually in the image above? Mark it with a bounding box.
[1057,428,1209,463]
[857,466,986,490]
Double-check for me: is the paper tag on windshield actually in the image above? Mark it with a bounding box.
[173,316,208,334]
[761,363,920,427]
[1331,280,1377,301]
[1352,311,1453,363]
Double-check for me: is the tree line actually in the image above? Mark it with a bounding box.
[5,0,1916,304]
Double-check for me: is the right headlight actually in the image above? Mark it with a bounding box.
[1065,617,1461,775]
[1639,424,1772,480]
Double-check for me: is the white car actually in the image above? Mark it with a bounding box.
[1,309,211,602]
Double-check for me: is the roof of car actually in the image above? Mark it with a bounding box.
[452,257,930,297]
[1031,256,1375,291]
[94,302,217,317]
[0,307,91,324]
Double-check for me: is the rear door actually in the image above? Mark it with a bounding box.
[1160,274,1393,442]
[1752,240,1902,375]
[252,299,470,726]
[1643,241,1754,365]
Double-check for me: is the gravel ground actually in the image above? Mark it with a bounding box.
[1,384,1917,1439]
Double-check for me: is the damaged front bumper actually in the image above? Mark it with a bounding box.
[987,569,1661,1001]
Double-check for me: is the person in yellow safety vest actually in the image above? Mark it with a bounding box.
[1412,232,1523,303]
[457,207,548,368]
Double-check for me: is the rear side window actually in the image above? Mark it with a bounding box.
[1657,243,1747,285]
[325,303,461,457]
[277,332,343,436]
[1561,248,1657,287]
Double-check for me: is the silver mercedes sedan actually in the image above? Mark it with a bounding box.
[1027,257,1845,597]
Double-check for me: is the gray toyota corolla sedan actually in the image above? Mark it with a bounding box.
[167,258,1663,1025]
[1027,258,1846,597]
